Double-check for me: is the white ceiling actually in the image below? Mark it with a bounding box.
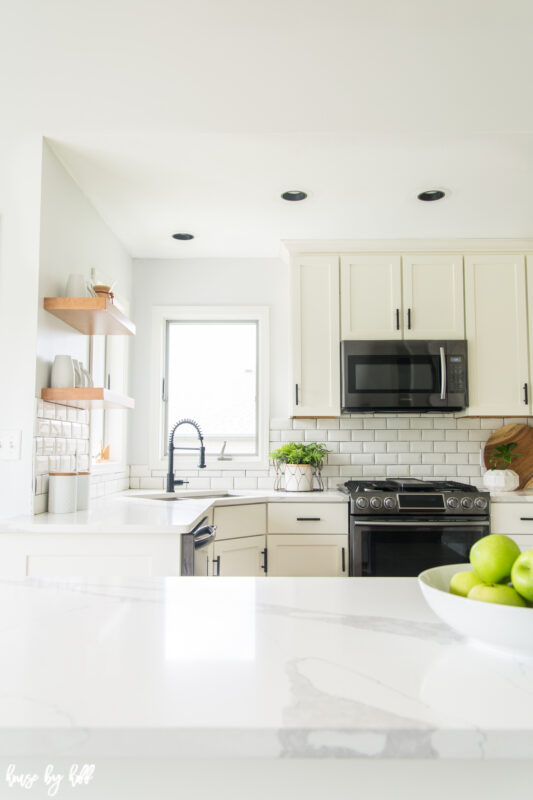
[3,0,533,257]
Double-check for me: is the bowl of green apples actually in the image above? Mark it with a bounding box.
[418,534,533,656]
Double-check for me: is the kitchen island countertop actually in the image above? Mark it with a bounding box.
[1,575,532,761]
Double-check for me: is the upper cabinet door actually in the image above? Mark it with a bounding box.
[290,255,340,417]
[402,255,465,339]
[340,255,402,339]
[465,255,530,416]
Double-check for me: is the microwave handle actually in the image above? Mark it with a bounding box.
[439,347,447,400]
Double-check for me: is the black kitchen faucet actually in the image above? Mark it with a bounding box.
[166,418,206,492]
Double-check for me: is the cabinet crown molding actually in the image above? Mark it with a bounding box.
[280,239,533,260]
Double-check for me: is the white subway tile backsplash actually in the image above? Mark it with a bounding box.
[55,405,67,421]
[51,420,62,436]
[327,430,351,442]
[281,430,305,442]
[292,418,316,430]
[434,442,457,453]
[386,418,410,429]
[318,418,339,429]
[67,407,78,422]
[409,442,433,453]
[398,453,421,465]
[397,430,421,441]
[339,419,363,429]
[363,418,387,429]
[339,442,363,454]
[363,442,386,453]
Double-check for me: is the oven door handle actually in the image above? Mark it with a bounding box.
[439,346,447,400]
[352,519,487,527]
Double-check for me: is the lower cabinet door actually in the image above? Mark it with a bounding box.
[267,534,347,577]
[213,535,267,577]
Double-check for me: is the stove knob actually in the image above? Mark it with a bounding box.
[474,497,488,510]
[370,496,383,510]
[383,496,396,510]
[355,496,369,509]
[461,497,473,510]
[447,496,459,509]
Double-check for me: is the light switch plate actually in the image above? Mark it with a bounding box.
[0,430,22,461]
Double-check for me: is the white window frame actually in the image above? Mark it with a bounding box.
[150,306,270,471]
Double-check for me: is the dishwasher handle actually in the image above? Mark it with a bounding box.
[194,525,217,549]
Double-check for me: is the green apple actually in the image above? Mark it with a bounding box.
[511,549,533,602]
[468,582,527,607]
[469,534,521,583]
[449,570,484,597]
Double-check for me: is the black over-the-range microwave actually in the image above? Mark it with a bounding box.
[340,340,468,413]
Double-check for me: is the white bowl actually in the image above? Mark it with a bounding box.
[418,563,533,657]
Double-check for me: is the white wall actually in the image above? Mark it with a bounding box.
[129,257,289,465]
[36,141,133,391]
[0,135,43,519]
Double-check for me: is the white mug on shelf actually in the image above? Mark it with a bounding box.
[51,355,75,389]
[65,273,87,298]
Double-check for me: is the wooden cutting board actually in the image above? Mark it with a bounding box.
[483,424,533,489]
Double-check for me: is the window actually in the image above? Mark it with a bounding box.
[152,307,269,468]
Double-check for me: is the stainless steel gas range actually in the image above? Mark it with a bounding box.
[343,478,490,577]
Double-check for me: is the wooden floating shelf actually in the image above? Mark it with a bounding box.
[43,297,136,336]
[42,388,135,410]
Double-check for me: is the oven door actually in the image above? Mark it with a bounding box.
[350,518,489,577]
[341,340,466,412]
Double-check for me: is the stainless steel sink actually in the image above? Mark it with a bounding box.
[134,491,235,501]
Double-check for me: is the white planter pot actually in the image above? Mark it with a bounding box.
[483,468,520,492]
[284,464,314,492]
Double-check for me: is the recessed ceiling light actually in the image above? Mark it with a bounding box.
[281,190,307,202]
[417,190,446,202]
[172,233,194,240]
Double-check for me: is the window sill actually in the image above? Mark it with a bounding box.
[150,456,269,472]
[91,462,129,476]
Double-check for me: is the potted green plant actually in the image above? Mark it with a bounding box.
[269,442,330,492]
[483,442,522,492]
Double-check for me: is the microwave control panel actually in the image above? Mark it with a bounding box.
[447,355,466,392]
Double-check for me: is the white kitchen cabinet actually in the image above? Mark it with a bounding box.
[0,532,183,577]
[402,255,464,339]
[267,534,347,577]
[490,503,533,551]
[212,535,267,577]
[267,502,348,535]
[341,254,402,339]
[290,255,340,416]
[465,255,530,415]
[340,253,465,341]
[213,503,266,541]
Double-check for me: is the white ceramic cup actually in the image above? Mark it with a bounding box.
[51,355,75,389]
[65,273,87,297]
[49,473,78,514]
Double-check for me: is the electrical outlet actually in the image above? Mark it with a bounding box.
[0,430,22,461]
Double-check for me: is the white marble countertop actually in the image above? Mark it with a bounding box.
[0,489,348,535]
[1,576,531,760]
[489,489,533,503]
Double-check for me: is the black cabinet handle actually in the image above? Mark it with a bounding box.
[295,384,299,406]
[407,308,411,329]
[520,517,533,521]
[296,517,321,521]
[213,555,221,576]
[341,547,346,572]
[524,383,529,405]
[261,547,268,573]
[395,308,400,330]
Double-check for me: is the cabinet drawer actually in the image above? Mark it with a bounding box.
[213,503,266,541]
[267,502,348,534]
[491,503,533,536]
